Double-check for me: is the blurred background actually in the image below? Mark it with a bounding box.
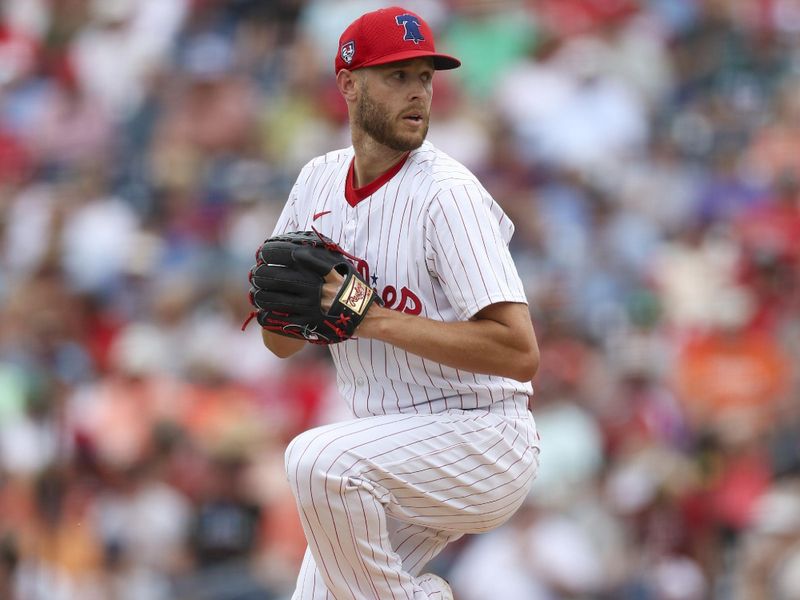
[1,0,799,598]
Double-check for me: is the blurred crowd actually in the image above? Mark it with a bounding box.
[1,0,799,598]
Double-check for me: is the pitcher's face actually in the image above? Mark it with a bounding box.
[354,58,434,152]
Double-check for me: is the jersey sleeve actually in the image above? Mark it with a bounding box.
[271,181,301,236]
[424,184,528,320]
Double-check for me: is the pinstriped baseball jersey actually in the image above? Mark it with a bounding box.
[272,141,533,418]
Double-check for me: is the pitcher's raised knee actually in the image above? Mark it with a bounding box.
[284,426,357,505]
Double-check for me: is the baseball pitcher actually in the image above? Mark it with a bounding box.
[245,6,541,599]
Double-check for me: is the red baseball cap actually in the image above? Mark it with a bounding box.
[335,6,461,74]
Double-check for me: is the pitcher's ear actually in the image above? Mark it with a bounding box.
[337,69,360,102]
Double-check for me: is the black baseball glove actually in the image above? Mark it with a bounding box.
[242,230,382,344]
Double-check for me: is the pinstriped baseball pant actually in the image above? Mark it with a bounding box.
[285,406,539,600]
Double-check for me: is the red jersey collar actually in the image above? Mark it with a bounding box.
[345,152,410,207]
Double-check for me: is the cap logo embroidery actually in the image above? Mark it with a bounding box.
[395,14,425,44]
[341,40,355,64]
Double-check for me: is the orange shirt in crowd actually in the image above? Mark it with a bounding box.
[675,328,791,430]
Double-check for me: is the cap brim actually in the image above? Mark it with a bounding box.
[359,50,461,71]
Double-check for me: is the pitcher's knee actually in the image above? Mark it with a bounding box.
[284,429,314,489]
[284,427,353,504]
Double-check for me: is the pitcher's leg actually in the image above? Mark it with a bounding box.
[285,415,423,600]
[284,412,537,600]
[386,518,462,577]
[291,548,333,600]
[291,522,461,600]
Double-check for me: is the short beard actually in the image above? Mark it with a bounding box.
[355,84,428,152]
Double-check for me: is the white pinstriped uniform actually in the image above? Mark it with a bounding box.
[274,141,540,599]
